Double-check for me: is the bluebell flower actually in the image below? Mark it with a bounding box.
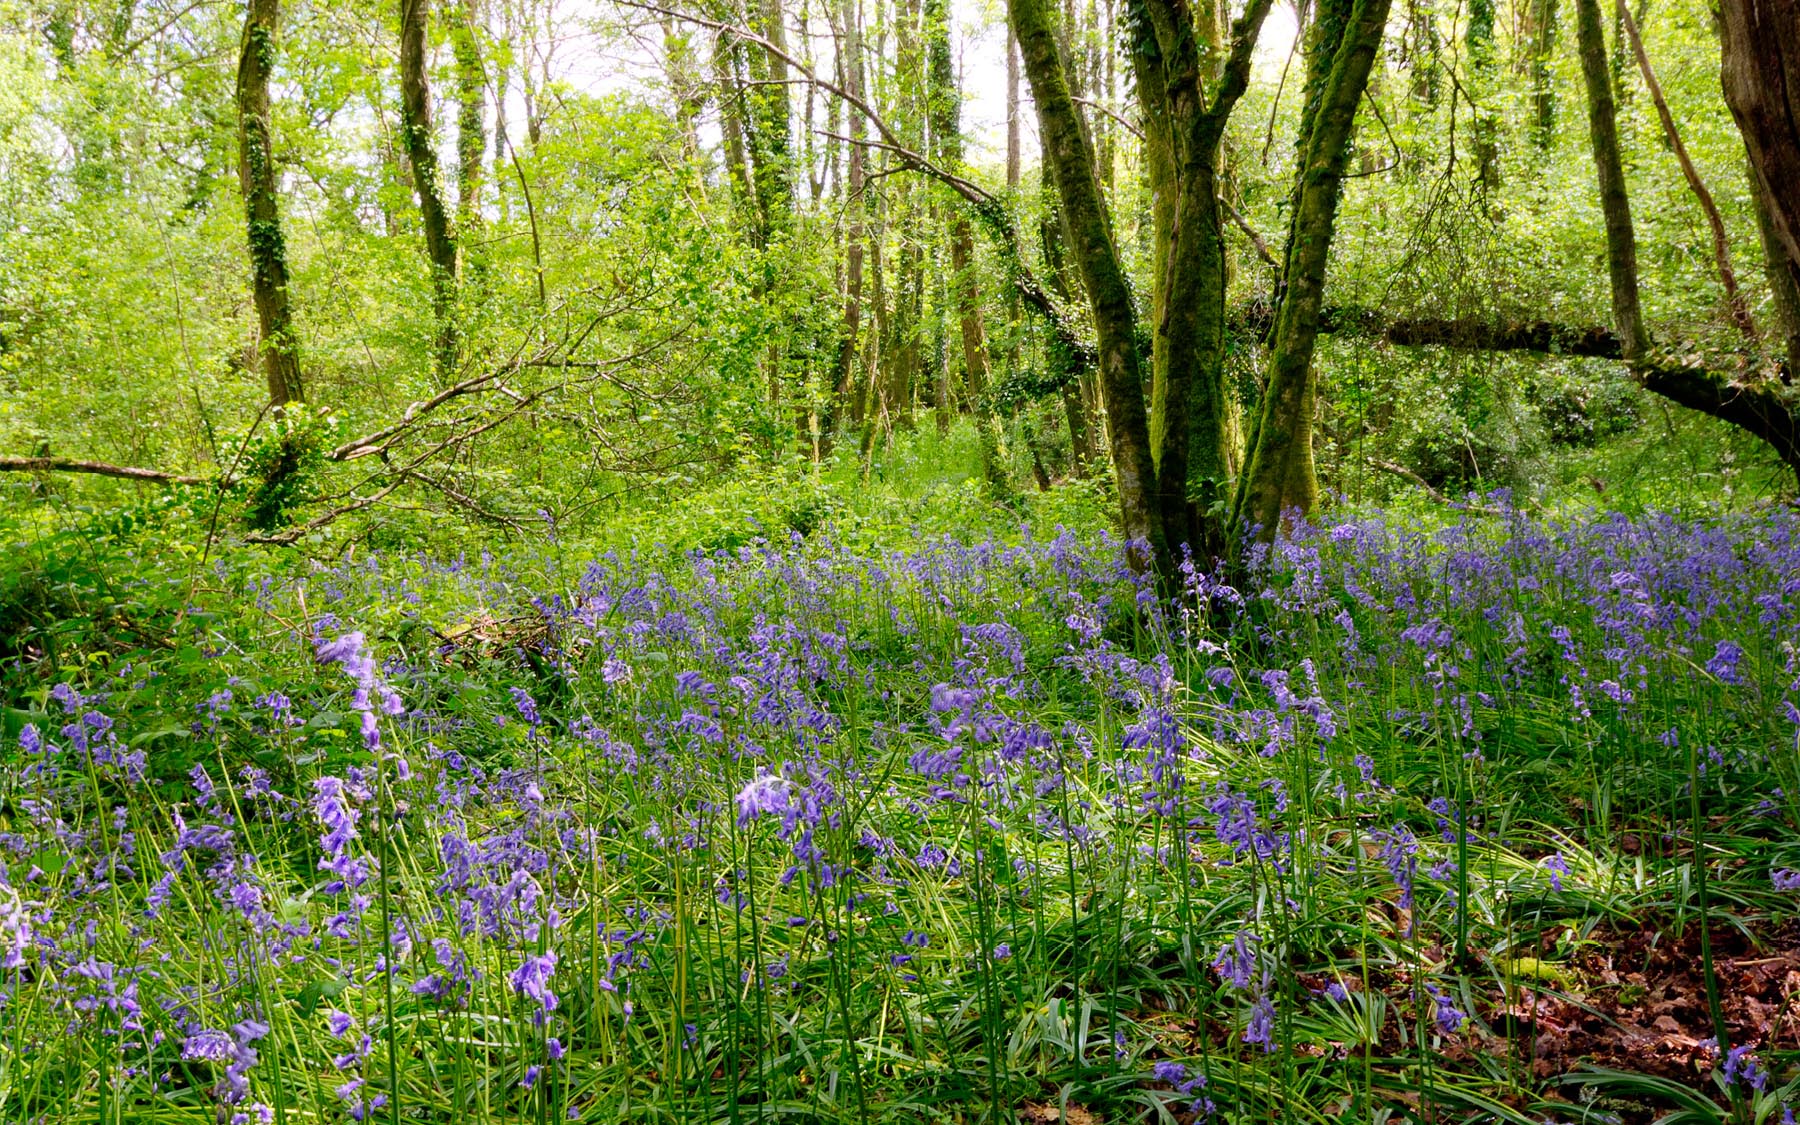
[1212,931,1256,990]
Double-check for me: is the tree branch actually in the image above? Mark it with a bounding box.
[0,456,208,486]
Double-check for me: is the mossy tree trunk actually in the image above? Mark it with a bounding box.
[1011,0,1164,565]
[1234,0,1392,542]
[400,0,461,381]
[744,0,794,244]
[715,37,756,221]
[1720,0,1800,373]
[1524,0,1559,149]
[236,0,303,407]
[828,0,866,447]
[452,0,487,278]
[1132,0,1273,559]
[1572,0,1645,361]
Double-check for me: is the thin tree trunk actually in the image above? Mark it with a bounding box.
[236,0,303,407]
[1617,1,1754,340]
[453,0,486,237]
[715,37,755,217]
[829,0,866,445]
[664,20,706,160]
[1006,33,1021,189]
[925,0,1006,485]
[1235,0,1393,541]
[1525,0,1558,149]
[400,0,461,380]
[1573,0,1645,360]
[1467,0,1499,188]
[744,0,794,241]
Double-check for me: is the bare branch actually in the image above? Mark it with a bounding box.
[1224,199,1277,268]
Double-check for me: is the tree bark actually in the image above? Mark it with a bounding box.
[400,0,462,380]
[1751,170,1800,372]
[1574,0,1799,481]
[1525,0,1559,149]
[926,0,1008,490]
[1012,0,1164,565]
[0,456,207,485]
[744,0,794,242]
[236,0,304,407]
[453,0,486,237]
[715,37,755,217]
[829,0,866,444]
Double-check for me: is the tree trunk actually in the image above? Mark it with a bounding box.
[1576,0,1799,482]
[1133,0,1273,556]
[236,0,303,407]
[744,0,794,242]
[400,0,461,381]
[1525,0,1559,149]
[1011,0,1163,565]
[664,21,706,160]
[1466,0,1499,188]
[1719,0,1800,368]
[1751,170,1800,372]
[1235,0,1392,541]
[1573,0,1645,360]
[715,37,755,218]
[453,0,486,239]
[926,0,1008,490]
[829,0,866,444]
[1006,33,1022,190]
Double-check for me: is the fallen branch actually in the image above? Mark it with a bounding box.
[1231,302,1627,357]
[1369,459,1504,515]
[0,455,207,485]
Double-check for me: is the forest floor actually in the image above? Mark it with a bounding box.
[0,499,1795,1124]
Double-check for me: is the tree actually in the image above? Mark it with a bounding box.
[400,0,462,381]
[1129,0,1275,554]
[1719,0,1800,373]
[452,0,488,276]
[925,0,1010,493]
[237,0,304,408]
[1011,0,1165,563]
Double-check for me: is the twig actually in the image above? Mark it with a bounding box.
[1073,96,1143,141]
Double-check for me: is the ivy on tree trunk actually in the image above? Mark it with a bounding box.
[400,0,461,382]
[236,0,303,408]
